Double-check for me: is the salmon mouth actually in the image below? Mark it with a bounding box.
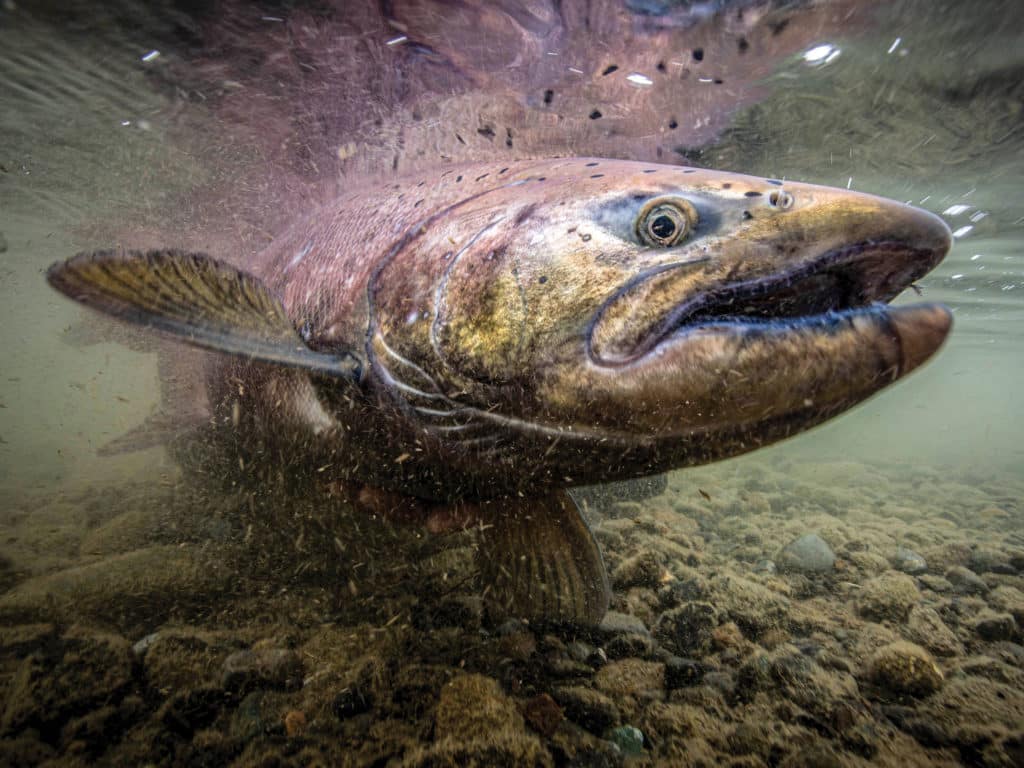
[593,237,950,365]
[665,241,938,327]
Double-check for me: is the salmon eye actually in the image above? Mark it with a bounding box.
[637,198,697,247]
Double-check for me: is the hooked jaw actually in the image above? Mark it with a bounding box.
[571,185,953,440]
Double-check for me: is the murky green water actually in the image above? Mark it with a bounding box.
[0,2,1021,765]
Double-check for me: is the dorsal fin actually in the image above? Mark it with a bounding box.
[47,249,363,381]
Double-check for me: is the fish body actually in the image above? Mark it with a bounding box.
[48,157,953,625]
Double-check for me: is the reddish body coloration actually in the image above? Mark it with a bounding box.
[48,158,952,625]
[215,158,951,499]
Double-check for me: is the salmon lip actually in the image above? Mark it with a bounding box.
[607,239,945,364]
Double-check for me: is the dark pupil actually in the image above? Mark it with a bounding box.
[650,213,677,241]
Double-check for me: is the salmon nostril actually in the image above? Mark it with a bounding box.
[768,190,794,209]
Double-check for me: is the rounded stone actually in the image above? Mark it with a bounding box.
[551,685,620,734]
[945,566,989,596]
[892,547,927,575]
[654,602,718,655]
[905,606,963,657]
[867,641,943,697]
[435,674,523,740]
[607,725,644,756]
[855,573,920,622]
[777,533,835,574]
[972,612,1018,642]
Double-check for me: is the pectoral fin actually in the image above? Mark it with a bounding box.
[477,491,610,627]
[47,249,362,381]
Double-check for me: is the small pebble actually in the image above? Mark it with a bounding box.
[597,611,650,638]
[892,547,927,575]
[131,632,160,657]
[229,691,266,741]
[917,574,952,593]
[222,648,303,692]
[654,602,718,655]
[606,632,656,660]
[611,551,664,589]
[522,693,563,737]
[333,685,373,719]
[586,647,609,669]
[552,685,620,733]
[283,709,306,737]
[567,640,595,663]
[608,725,644,756]
[664,656,707,689]
[777,533,835,573]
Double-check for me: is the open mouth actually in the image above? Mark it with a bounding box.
[589,239,947,366]
[647,241,941,343]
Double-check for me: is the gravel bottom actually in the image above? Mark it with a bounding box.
[0,456,1022,767]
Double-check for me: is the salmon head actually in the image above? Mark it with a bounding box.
[364,158,952,486]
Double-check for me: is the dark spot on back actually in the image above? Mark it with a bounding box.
[744,190,762,197]
[514,202,539,226]
[543,89,554,105]
[692,48,704,62]
[538,275,548,284]
[589,109,603,120]
[476,174,489,181]
[537,177,546,182]
[414,199,424,208]
[499,167,509,174]
[642,169,657,174]
[456,175,463,182]
[743,210,753,220]
[683,169,696,174]
[713,78,723,85]
[416,181,425,187]
[477,125,496,140]
[722,182,732,189]
[456,133,465,145]
[738,37,749,53]
[586,161,599,167]
[766,179,783,186]
[590,174,604,179]
[656,60,666,73]
[602,65,618,76]
[668,118,678,130]
[505,128,513,148]
[770,18,790,36]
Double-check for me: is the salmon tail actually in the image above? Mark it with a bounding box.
[47,249,364,382]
